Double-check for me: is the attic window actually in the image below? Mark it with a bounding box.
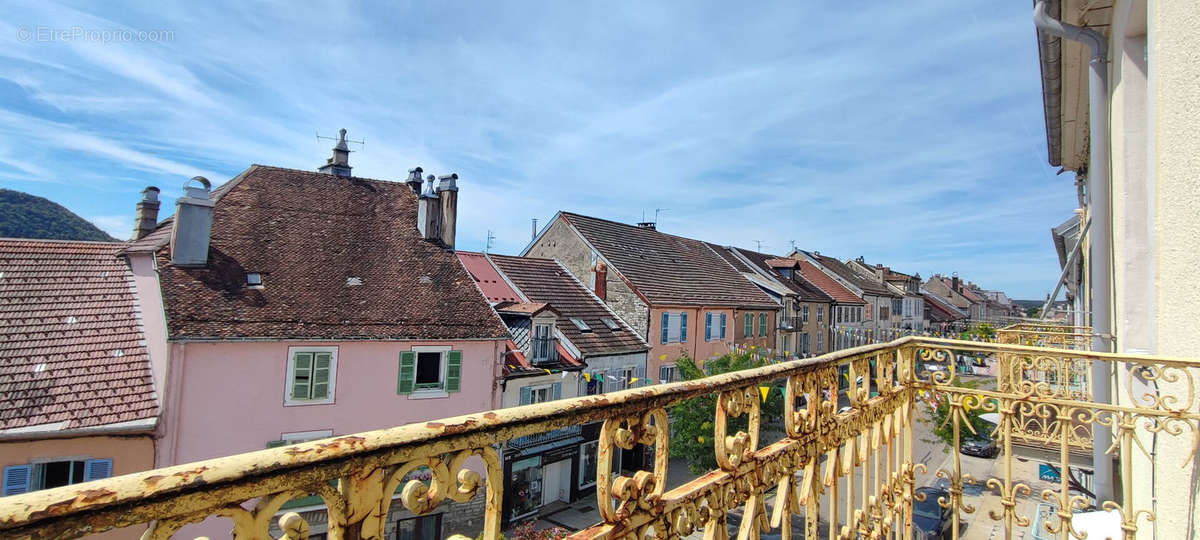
[601,318,621,331]
[346,277,363,286]
[246,273,263,289]
[569,318,592,332]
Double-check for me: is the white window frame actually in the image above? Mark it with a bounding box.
[621,366,635,390]
[579,440,599,488]
[281,429,334,444]
[284,346,338,406]
[526,384,554,404]
[409,345,451,399]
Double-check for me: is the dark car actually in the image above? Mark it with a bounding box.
[960,435,999,458]
[913,487,952,539]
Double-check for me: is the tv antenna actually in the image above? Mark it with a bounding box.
[654,208,669,224]
[789,239,797,253]
[754,240,766,252]
[316,129,365,150]
[485,230,496,253]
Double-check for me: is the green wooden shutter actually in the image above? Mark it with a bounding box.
[744,314,753,337]
[445,351,463,392]
[291,352,313,399]
[311,353,332,399]
[266,439,288,449]
[397,351,417,394]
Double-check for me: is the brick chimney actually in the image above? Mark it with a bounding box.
[131,186,160,240]
[417,175,441,242]
[170,177,214,266]
[951,276,961,293]
[593,261,607,300]
[437,174,458,249]
[317,128,352,177]
[406,167,424,194]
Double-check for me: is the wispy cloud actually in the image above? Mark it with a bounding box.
[0,0,1072,298]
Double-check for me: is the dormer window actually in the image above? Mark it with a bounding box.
[601,318,621,331]
[570,318,592,332]
[246,273,263,289]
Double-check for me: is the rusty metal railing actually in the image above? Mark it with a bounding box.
[1,336,1197,540]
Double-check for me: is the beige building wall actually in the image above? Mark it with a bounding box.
[0,435,154,540]
[1107,1,1200,536]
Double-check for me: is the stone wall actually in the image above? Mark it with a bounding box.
[527,218,650,338]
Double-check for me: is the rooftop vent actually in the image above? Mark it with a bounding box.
[246,273,263,289]
[346,276,363,286]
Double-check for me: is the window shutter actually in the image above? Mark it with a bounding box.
[552,382,562,400]
[759,313,767,337]
[83,459,113,482]
[266,439,288,449]
[520,386,532,405]
[659,365,668,381]
[705,313,712,341]
[680,313,687,342]
[291,352,313,399]
[720,314,727,339]
[744,314,753,337]
[636,367,645,382]
[2,465,32,496]
[660,313,669,344]
[397,351,417,394]
[445,351,463,392]
[311,353,332,399]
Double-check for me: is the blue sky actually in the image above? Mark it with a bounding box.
[0,1,1073,299]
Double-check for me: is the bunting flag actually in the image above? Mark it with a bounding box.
[630,377,639,385]
[596,373,604,382]
[660,354,668,361]
[759,386,770,403]
[561,371,567,378]
[543,368,552,375]
[584,373,592,382]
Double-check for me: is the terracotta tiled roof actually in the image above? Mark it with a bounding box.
[487,254,649,358]
[146,165,508,340]
[559,213,776,308]
[797,259,865,305]
[923,292,965,322]
[807,253,897,298]
[457,251,522,304]
[0,239,158,431]
[494,302,551,315]
[733,248,834,303]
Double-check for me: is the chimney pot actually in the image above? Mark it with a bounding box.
[132,186,161,240]
[170,176,214,266]
[406,167,424,194]
[636,222,656,230]
[417,175,441,242]
[437,173,459,249]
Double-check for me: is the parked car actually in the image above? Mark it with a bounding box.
[913,486,952,539]
[960,435,999,458]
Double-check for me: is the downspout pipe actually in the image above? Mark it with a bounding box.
[1034,0,1114,504]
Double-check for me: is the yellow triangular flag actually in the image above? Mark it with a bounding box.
[630,377,639,385]
[584,373,591,382]
[759,386,770,402]
[544,368,552,374]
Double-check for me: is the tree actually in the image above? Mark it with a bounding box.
[959,322,996,341]
[668,348,785,475]
[923,379,995,447]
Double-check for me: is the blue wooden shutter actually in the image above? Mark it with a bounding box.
[311,353,332,399]
[520,386,532,405]
[397,351,416,394]
[705,313,712,341]
[552,382,562,400]
[83,459,113,482]
[445,351,463,392]
[680,313,688,342]
[660,313,669,344]
[720,314,727,339]
[2,465,32,496]
[291,352,313,399]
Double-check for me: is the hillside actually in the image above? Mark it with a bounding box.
[0,189,118,242]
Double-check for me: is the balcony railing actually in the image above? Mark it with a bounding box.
[779,317,803,330]
[2,330,1198,539]
[530,337,558,365]
[507,424,583,450]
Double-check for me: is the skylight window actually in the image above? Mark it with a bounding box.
[570,318,592,332]
[246,273,263,288]
[602,318,621,331]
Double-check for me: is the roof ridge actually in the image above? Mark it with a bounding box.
[0,238,128,247]
[249,164,410,186]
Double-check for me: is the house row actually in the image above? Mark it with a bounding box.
[0,131,1020,538]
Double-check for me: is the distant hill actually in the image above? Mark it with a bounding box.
[0,189,118,242]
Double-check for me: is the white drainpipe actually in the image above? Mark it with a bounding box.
[1033,1,1114,503]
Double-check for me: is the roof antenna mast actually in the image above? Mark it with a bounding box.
[316,130,365,149]
[655,207,669,225]
[485,230,496,253]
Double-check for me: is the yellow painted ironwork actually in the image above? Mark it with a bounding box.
[0,328,1196,540]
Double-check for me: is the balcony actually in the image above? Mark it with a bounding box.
[507,425,584,451]
[2,324,1196,539]
[529,336,558,365]
[778,317,803,331]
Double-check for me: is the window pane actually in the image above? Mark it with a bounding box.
[580,442,598,487]
[40,461,73,489]
[416,352,441,386]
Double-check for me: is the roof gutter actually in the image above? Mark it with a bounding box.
[0,417,157,442]
[1034,0,1114,503]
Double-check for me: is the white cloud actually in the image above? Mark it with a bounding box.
[87,214,129,239]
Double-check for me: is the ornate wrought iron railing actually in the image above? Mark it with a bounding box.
[1,336,1197,540]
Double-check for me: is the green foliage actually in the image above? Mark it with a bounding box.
[668,348,785,475]
[0,189,117,242]
[959,322,996,341]
[924,379,996,447]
